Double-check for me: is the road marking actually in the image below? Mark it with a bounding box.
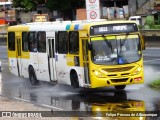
[14,97,30,102]
[41,104,64,110]
[14,97,64,110]
[144,59,160,62]
[145,47,160,49]
[143,54,155,56]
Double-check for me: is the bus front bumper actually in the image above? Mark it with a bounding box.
[89,74,144,88]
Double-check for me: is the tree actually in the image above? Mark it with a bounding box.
[145,15,155,29]
[12,0,45,11]
[45,0,72,12]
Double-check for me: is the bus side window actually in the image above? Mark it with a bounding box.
[69,31,79,54]
[57,31,68,54]
[28,32,37,52]
[22,32,28,52]
[8,32,15,51]
[38,31,46,53]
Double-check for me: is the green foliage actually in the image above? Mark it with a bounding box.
[153,25,160,29]
[144,25,149,29]
[149,79,160,89]
[13,0,81,12]
[144,15,160,29]
[45,0,72,11]
[13,0,44,11]
[145,16,155,29]
[138,25,142,29]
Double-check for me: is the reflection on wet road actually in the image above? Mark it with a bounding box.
[0,46,160,118]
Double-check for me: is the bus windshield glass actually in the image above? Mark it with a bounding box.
[91,35,141,65]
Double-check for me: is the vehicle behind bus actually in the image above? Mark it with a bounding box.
[129,16,142,25]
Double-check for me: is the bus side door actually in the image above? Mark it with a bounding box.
[8,32,19,76]
[47,36,57,82]
[81,38,90,86]
[16,35,22,76]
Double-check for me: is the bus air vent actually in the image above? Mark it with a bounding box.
[107,74,117,77]
[102,66,134,72]
[121,73,130,76]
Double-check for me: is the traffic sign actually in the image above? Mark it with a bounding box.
[90,11,97,19]
[86,0,100,20]
[87,10,100,20]
[86,0,99,10]
[89,0,96,3]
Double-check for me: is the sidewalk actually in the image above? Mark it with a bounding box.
[0,96,72,120]
[0,96,48,111]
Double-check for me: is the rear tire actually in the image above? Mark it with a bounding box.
[70,71,79,88]
[115,85,126,90]
[29,67,39,86]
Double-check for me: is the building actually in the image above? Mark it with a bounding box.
[0,0,155,22]
[42,0,149,20]
[0,0,15,21]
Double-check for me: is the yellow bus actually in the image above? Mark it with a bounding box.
[7,20,145,90]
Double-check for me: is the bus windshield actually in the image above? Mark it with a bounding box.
[91,35,142,65]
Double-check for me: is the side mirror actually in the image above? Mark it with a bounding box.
[140,35,145,50]
[88,42,92,50]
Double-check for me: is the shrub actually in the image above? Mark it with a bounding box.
[145,16,155,29]
[154,25,160,29]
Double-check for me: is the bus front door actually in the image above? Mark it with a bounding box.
[82,38,90,87]
[47,37,56,82]
[16,37,22,76]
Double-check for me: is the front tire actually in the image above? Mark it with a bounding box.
[115,85,126,90]
[29,67,39,86]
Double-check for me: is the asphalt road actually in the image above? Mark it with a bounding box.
[0,45,160,118]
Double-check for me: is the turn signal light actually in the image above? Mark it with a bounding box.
[134,77,142,81]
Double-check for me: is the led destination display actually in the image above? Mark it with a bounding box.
[90,23,138,35]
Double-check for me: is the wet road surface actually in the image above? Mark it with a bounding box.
[0,45,160,117]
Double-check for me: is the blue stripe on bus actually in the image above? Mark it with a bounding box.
[74,24,79,30]
[66,24,71,30]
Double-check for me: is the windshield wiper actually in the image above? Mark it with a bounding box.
[102,35,112,51]
[120,32,130,46]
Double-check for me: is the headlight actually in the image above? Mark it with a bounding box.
[132,67,142,75]
[92,70,106,78]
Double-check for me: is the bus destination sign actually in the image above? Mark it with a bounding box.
[90,23,138,35]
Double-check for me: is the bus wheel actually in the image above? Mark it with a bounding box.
[29,67,39,86]
[70,71,79,88]
[115,85,126,90]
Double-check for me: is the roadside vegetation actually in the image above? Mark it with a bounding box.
[142,16,160,29]
[149,79,160,89]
